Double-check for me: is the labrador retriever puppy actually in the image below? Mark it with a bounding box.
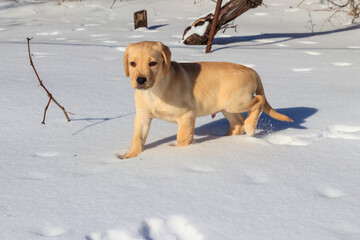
[119,41,292,159]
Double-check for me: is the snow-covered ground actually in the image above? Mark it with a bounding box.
[1,0,360,239]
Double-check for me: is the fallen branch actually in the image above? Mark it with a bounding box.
[183,0,263,45]
[27,37,72,124]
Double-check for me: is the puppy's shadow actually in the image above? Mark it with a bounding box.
[145,107,317,149]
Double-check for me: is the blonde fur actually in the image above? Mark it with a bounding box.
[120,41,292,159]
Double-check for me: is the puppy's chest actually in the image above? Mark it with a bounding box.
[137,92,189,123]
[148,101,183,123]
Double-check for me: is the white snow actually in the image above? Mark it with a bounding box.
[183,21,209,41]
[1,0,360,239]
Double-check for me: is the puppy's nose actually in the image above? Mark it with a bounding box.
[136,77,147,85]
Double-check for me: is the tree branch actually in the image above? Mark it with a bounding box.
[183,0,263,45]
[110,0,116,9]
[27,37,72,124]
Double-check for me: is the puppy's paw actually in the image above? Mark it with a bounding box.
[226,125,245,136]
[116,153,127,159]
[116,152,139,159]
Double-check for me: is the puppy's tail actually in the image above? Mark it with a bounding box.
[255,72,293,122]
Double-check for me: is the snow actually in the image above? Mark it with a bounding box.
[183,21,209,40]
[1,0,360,239]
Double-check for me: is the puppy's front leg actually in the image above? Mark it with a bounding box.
[177,112,196,147]
[120,112,152,159]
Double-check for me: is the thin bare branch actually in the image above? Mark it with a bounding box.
[27,37,72,124]
[110,0,116,9]
[297,0,306,7]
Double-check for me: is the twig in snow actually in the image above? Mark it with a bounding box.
[297,0,306,7]
[110,0,117,9]
[300,0,360,26]
[306,11,316,34]
[27,37,72,124]
[110,0,124,9]
[220,22,238,33]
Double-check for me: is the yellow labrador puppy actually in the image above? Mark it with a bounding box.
[120,41,292,159]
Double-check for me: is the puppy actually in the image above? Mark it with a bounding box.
[120,41,292,159]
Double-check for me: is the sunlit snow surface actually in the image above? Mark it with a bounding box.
[0,0,359,239]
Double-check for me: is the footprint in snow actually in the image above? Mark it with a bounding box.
[297,40,318,45]
[115,47,126,52]
[103,40,118,44]
[87,230,134,240]
[291,67,315,72]
[32,52,51,58]
[254,12,268,16]
[255,39,276,44]
[332,62,353,67]
[322,125,360,140]
[141,216,203,240]
[91,34,108,37]
[284,8,300,12]
[155,18,168,22]
[303,51,322,56]
[265,133,311,146]
[88,216,203,240]
[318,187,345,199]
[128,35,144,39]
[32,226,67,237]
[73,27,86,32]
[244,171,270,184]
[35,31,60,36]
[33,152,59,158]
[82,23,100,27]
[269,3,284,7]
[186,165,215,174]
[116,28,130,32]
[263,124,359,148]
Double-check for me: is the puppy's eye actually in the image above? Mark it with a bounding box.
[149,62,157,67]
[130,62,136,67]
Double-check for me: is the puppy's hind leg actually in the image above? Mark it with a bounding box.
[222,110,245,136]
[244,95,265,136]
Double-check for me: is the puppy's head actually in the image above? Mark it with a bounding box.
[123,41,171,90]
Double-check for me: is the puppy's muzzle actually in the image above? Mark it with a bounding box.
[136,77,147,85]
[135,76,148,89]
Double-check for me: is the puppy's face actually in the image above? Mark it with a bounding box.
[123,41,171,90]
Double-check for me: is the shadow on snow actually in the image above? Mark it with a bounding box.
[212,24,360,50]
[145,106,317,149]
[71,112,135,135]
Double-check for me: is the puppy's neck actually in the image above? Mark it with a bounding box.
[147,65,174,96]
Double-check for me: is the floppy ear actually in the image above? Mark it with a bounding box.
[158,42,171,75]
[123,45,130,77]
